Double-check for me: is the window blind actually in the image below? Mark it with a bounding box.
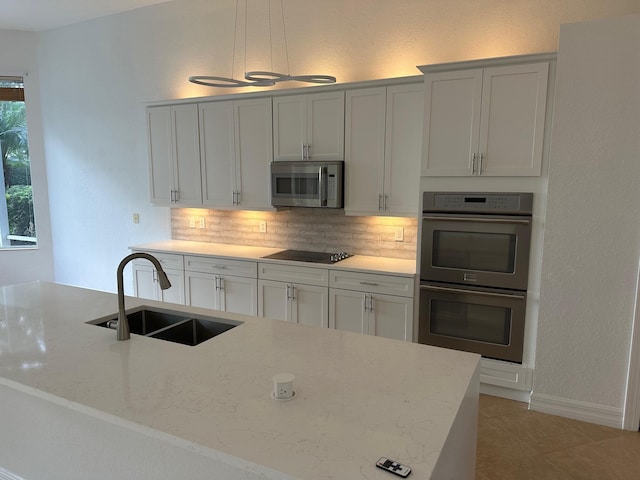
[0,76,25,101]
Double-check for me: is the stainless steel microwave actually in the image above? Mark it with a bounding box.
[270,161,343,208]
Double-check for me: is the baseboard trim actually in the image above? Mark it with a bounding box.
[529,393,623,428]
[480,358,533,391]
[480,383,531,403]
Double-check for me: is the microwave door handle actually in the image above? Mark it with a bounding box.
[318,166,327,207]
[422,215,531,225]
[420,284,526,300]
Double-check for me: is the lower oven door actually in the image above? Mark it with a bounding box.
[418,282,526,363]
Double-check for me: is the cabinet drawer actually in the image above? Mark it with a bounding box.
[330,270,414,297]
[131,252,184,271]
[258,263,329,287]
[184,256,257,278]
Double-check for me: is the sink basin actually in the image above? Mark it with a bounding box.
[86,306,241,346]
[151,318,236,346]
[89,309,189,335]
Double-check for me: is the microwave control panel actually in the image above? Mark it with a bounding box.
[327,174,336,199]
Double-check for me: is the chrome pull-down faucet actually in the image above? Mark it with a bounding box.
[116,253,172,341]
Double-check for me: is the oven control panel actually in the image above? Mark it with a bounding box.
[423,192,533,215]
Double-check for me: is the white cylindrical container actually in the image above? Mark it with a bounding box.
[272,373,295,400]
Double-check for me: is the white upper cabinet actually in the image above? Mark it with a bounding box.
[272,91,345,161]
[147,104,202,205]
[200,98,273,210]
[421,62,549,176]
[344,84,423,216]
[199,101,235,208]
[234,98,273,209]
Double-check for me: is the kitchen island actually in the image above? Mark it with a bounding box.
[0,282,479,480]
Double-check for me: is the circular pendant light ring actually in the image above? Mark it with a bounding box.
[188,75,275,88]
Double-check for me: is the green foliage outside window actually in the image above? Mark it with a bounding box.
[6,184,34,236]
[1,97,37,242]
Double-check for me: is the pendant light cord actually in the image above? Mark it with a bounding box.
[280,0,290,76]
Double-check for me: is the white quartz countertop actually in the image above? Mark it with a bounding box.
[0,282,478,479]
[130,240,417,276]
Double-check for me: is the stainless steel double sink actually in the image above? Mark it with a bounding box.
[86,306,242,346]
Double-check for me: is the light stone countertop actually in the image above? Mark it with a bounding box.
[131,240,417,276]
[0,281,479,479]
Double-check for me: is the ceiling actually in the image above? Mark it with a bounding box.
[0,0,172,31]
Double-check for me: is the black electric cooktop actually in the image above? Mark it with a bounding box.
[261,249,351,264]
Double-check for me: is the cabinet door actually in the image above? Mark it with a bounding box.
[234,98,273,209]
[344,87,386,215]
[291,283,328,328]
[384,84,423,216]
[478,62,548,176]
[272,95,306,161]
[185,271,220,310]
[200,101,236,207]
[219,275,258,316]
[307,91,345,161]
[329,289,367,334]
[132,264,159,301]
[421,69,482,176]
[171,104,202,205]
[369,293,413,342]
[147,106,173,205]
[258,279,290,322]
[159,268,185,305]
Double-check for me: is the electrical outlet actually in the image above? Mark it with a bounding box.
[132,213,139,224]
[277,385,292,398]
[189,218,196,228]
[394,227,404,242]
[259,221,267,233]
[199,217,206,229]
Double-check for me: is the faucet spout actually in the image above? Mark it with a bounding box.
[116,253,172,341]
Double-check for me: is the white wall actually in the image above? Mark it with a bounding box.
[0,30,54,286]
[531,14,640,427]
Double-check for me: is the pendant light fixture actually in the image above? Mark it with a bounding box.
[189,0,336,88]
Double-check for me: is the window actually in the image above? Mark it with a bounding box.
[1,75,36,248]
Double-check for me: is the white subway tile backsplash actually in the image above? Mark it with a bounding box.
[171,208,417,260]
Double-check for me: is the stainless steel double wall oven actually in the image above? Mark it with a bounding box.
[418,192,533,363]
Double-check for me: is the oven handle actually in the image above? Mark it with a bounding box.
[420,284,527,300]
[422,215,531,225]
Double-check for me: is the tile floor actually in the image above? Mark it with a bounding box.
[476,394,640,480]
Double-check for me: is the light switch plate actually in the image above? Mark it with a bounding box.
[394,227,404,242]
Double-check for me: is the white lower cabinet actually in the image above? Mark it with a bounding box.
[258,263,329,328]
[329,270,414,341]
[184,256,257,315]
[132,252,185,305]
[130,251,415,341]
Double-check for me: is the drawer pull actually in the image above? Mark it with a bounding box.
[359,281,379,286]
[214,265,227,269]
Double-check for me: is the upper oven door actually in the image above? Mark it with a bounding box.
[420,213,532,290]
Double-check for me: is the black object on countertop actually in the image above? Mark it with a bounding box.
[261,249,351,264]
